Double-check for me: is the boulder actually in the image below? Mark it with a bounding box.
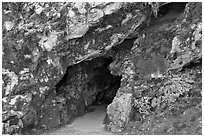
[106,93,133,133]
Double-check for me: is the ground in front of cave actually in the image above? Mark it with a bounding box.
[43,104,112,135]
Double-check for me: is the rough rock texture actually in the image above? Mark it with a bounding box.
[106,93,133,132]
[2,2,202,135]
[106,2,202,134]
[2,2,151,134]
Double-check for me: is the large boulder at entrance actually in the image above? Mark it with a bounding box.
[106,93,133,133]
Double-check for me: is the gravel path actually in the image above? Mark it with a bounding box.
[44,105,113,135]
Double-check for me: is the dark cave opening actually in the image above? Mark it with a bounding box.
[156,2,187,18]
[149,2,187,26]
[55,56,122,117]
[85,57,122,106]
[92,73,122,106]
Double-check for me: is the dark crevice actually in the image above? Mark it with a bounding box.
[156,2,187,18]
[55,66,73,96]
[180,58,202,72]
[112,38,136,54]
[149,2,187,26]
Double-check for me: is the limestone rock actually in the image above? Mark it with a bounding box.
[106,93,133,133]
[2,2,202,135]
[2,2,150,134]
[108,2,202,135]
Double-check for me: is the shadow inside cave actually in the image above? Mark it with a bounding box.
[43,57,122,135]
[149,2,187,27]
[55,56,122,127]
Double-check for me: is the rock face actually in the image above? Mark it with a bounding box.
[2,2,202,135]
[106,93,133,132]
[106,2,202,134]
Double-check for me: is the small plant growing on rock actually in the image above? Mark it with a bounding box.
[151,71,195,109]
[133,70,195,117]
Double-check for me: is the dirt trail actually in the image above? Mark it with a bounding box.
[44,105,113,135]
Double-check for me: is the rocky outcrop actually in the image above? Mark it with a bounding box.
[106,2,202,134]
[106,93,133,132]
[2,2,152,134]
[2,2,202,135]
[2,2,151,134]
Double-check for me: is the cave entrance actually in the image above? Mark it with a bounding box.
[156,2,187,18]
[82,57,122,112]
[55,56,121,119]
